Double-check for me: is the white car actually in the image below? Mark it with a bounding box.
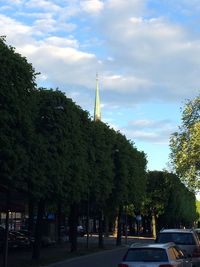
[118,242,192,267]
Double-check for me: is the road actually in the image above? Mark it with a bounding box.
[46,246,128,267]
[46,236,154,267]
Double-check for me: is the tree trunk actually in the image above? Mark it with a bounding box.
[86,198,89,249]
[28,197,34,236]
[116,206,122,246]
[32,199,45,260]
[152,212,157,239]
[113,216,118,237]
[98,210,104,248]
[3,190,9,267]
[57,202,61,243]
[104,214,109,237]
[93,217,97,233]
[69,202,78,252]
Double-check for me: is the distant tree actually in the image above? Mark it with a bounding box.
[170,95,200,192]
[158,173,197,228]
[105,132,147,246]
[142,171,170,238]
[143,171,197,236]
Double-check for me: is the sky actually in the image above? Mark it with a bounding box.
[0,0,200,171]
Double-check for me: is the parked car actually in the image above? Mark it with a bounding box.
[19,229,55,247]
[65,225,86,237]
[18,229,35,244]
[156,228,200,267]
[8,230,30,248]
[77,225,86,237]
[118,242,192,267]
[0,229,30,251]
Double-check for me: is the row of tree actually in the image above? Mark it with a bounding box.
[0,37,147,258]
[144,171,197,235]
[0,37,198,262]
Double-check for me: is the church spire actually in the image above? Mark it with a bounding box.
[94,73,101,121]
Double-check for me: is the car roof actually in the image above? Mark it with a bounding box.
[159,229,194,233]
[130,242,175,249]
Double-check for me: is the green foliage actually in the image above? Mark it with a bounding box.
[1,37,198,236]
[196,200,200,221]
[89,121,115,206]
[29,88,91,202]
[143,171,197,228]
[1,39,148,230]
[101,129,147,218]
[143,171,170,217]
[170,95,200,191]
[0,37,36,189]
[160,173,197,227]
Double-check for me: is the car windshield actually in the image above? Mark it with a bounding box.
[124,248,168,262]
[157,233,195,245]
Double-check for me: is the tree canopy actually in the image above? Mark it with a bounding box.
[1,37,198,257]
[170,95,200,192]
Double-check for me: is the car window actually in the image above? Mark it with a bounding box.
[172,246,184,259]
[124,248,168,262]
[168,247,177,260]
[157,233,195,245]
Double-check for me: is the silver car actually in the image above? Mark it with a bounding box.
[156,229,200,267]
[118,242,192,267]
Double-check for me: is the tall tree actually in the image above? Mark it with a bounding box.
[0,37,37,190]
[0,37,37,266]
[170,95,200,191]
[31,88,91,254]
[89,121,115,248]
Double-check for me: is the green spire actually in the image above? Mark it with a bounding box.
[94,73,101,121]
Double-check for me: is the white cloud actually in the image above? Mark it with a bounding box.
[128,119,173,129]
[80,0,104,14]
[106,0,145,13]
[1,0,200,108]
[0,14,32,39]
[121,119,177,144]
[102,74,152,93]
[3,0,24,4]
[44,36,79,48]
[26,0,61,12]
[97,2,200,101]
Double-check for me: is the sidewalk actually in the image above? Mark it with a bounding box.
[0,235,154,267]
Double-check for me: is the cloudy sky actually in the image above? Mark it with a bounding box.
[1,0,200,171]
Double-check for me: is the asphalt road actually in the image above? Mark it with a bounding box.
[46,246,128,267]
[45,236,154,267]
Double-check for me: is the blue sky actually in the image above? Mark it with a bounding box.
[0,0,200,171]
